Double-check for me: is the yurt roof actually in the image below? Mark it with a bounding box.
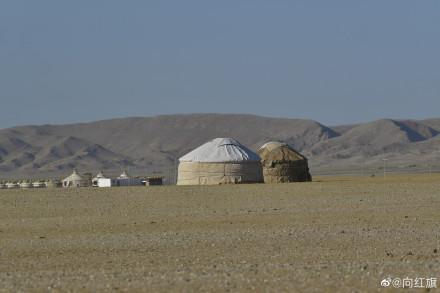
[94,171,106,179]
[179,138,260,163]
[258,141,307,162]
[63,170,83,181]
[118,170,130,179]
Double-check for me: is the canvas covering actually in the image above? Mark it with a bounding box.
[179,138,260,163]
[258,141,312,183]
[177,161,263,185]
[177,138,263,185]
[62,170,90,187]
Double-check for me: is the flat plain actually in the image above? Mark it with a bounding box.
[1,174,439,292]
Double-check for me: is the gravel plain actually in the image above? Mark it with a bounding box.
[1,174,439,292]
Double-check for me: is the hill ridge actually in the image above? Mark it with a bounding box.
[0,114,439,177]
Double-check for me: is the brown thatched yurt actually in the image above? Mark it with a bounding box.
[258,141,312,183]
[177,138,263,185]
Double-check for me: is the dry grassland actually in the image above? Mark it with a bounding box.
[1,174,439,292]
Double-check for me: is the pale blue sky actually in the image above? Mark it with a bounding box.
[0,0,439,128]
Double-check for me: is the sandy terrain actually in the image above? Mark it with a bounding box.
[1,174,439,292]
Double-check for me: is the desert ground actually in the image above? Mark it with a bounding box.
[1,174,439,292]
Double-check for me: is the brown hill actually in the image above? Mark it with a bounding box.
[0,114,439,177]
[312,119,438,155]
[0,129,131,176]
[310,119,440,169]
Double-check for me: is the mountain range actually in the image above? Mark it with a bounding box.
[0,114,439,179]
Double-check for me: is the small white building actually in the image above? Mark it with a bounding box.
[92,171,106,187]
[95,177,118,188]
[91,171,141,187]
[92,171,118,187]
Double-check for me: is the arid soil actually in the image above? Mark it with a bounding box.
[1,174,439,292]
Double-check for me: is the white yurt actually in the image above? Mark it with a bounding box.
[92,171,117,187]
[19,181,33,189]
[177,138,263,185]
[32,181,47,188]
[92,171,106,187]
[62,170,90,188]
[6,182,19,189]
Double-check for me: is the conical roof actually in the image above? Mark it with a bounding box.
[179,138,261,163]
[258,141,307,163]
[94,171,106,179]
[118,170,130,179]
[63,169,83,181]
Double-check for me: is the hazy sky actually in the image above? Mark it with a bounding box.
[1,1,439,128]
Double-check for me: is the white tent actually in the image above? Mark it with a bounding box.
[177,138,263,185]
[62,170,90,188]
[19,181,33,189]
[32,181,47,188]
[5,182,19,189]
[92,171,107,187]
